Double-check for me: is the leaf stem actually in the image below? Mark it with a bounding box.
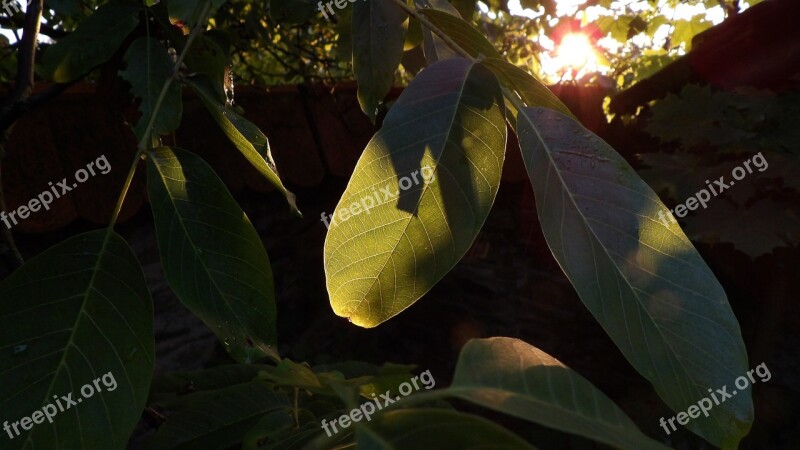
[106,1,213,232]
[387,0,529,114]
[389,0,474,63]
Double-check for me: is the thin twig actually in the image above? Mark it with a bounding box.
[5,0,44,109]
[389,0,474,63]
[388,0,528,116]
[105,0,213,235]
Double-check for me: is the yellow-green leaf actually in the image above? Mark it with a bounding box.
[324,58,506,327]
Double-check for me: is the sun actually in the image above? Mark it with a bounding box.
[557,33,595,69]
[541,32,600,81]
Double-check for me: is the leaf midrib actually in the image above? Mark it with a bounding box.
[150,151,253,351]
[19,232,116,450]
[446,386,668,450]
[341,61,478,322]
[518,109,722,430]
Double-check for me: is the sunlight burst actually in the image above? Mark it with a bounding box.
[539,32,602,81]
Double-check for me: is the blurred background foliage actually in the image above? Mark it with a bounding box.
[2,0,794,258]
[0,0,763,88]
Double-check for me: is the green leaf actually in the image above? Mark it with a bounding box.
[451,0,478,19]
[268,403,352,450]
[404,15,424,51]
[356,409,537,449]
[120,37,183,140]
[149,364,269,406]
[414,0,460,64]
[597,15,637,42]
[352,0,408,121]
[418,8,501,60]
[257,359,326,392]
[143,380,291,450]
[671,17,712,50]
[324,58,506,328]
[447,337,672,450]
[0,230,154,450]
[147,146,278,363]
[480,57,573,119]
[184,76,300,215]
[41,0,140,82]
[516,107,752,448]
[184,33,231,103]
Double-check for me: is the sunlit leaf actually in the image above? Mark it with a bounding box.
[324,58,506,328]
[184,76,300,215]
[672,17,713,50]
[516,107,753,448]
[520,0,556,15]
[147,147,278,363]
[447,337,672,450]
[0,230,154,450]
[480,57,573,120]
[352,0,408,121]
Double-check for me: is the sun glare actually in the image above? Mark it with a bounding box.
[557,33,595,69]
[540,32,600,81]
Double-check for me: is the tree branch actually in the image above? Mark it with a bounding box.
[0,0,45,272]
[4,0,44,110]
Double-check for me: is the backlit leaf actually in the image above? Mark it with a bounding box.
[418,8,501,60]
[324,58,506,328]
[517,107,752,448]
[480,57,573,121]
[448,337,672,450]
[184,76,300,215]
